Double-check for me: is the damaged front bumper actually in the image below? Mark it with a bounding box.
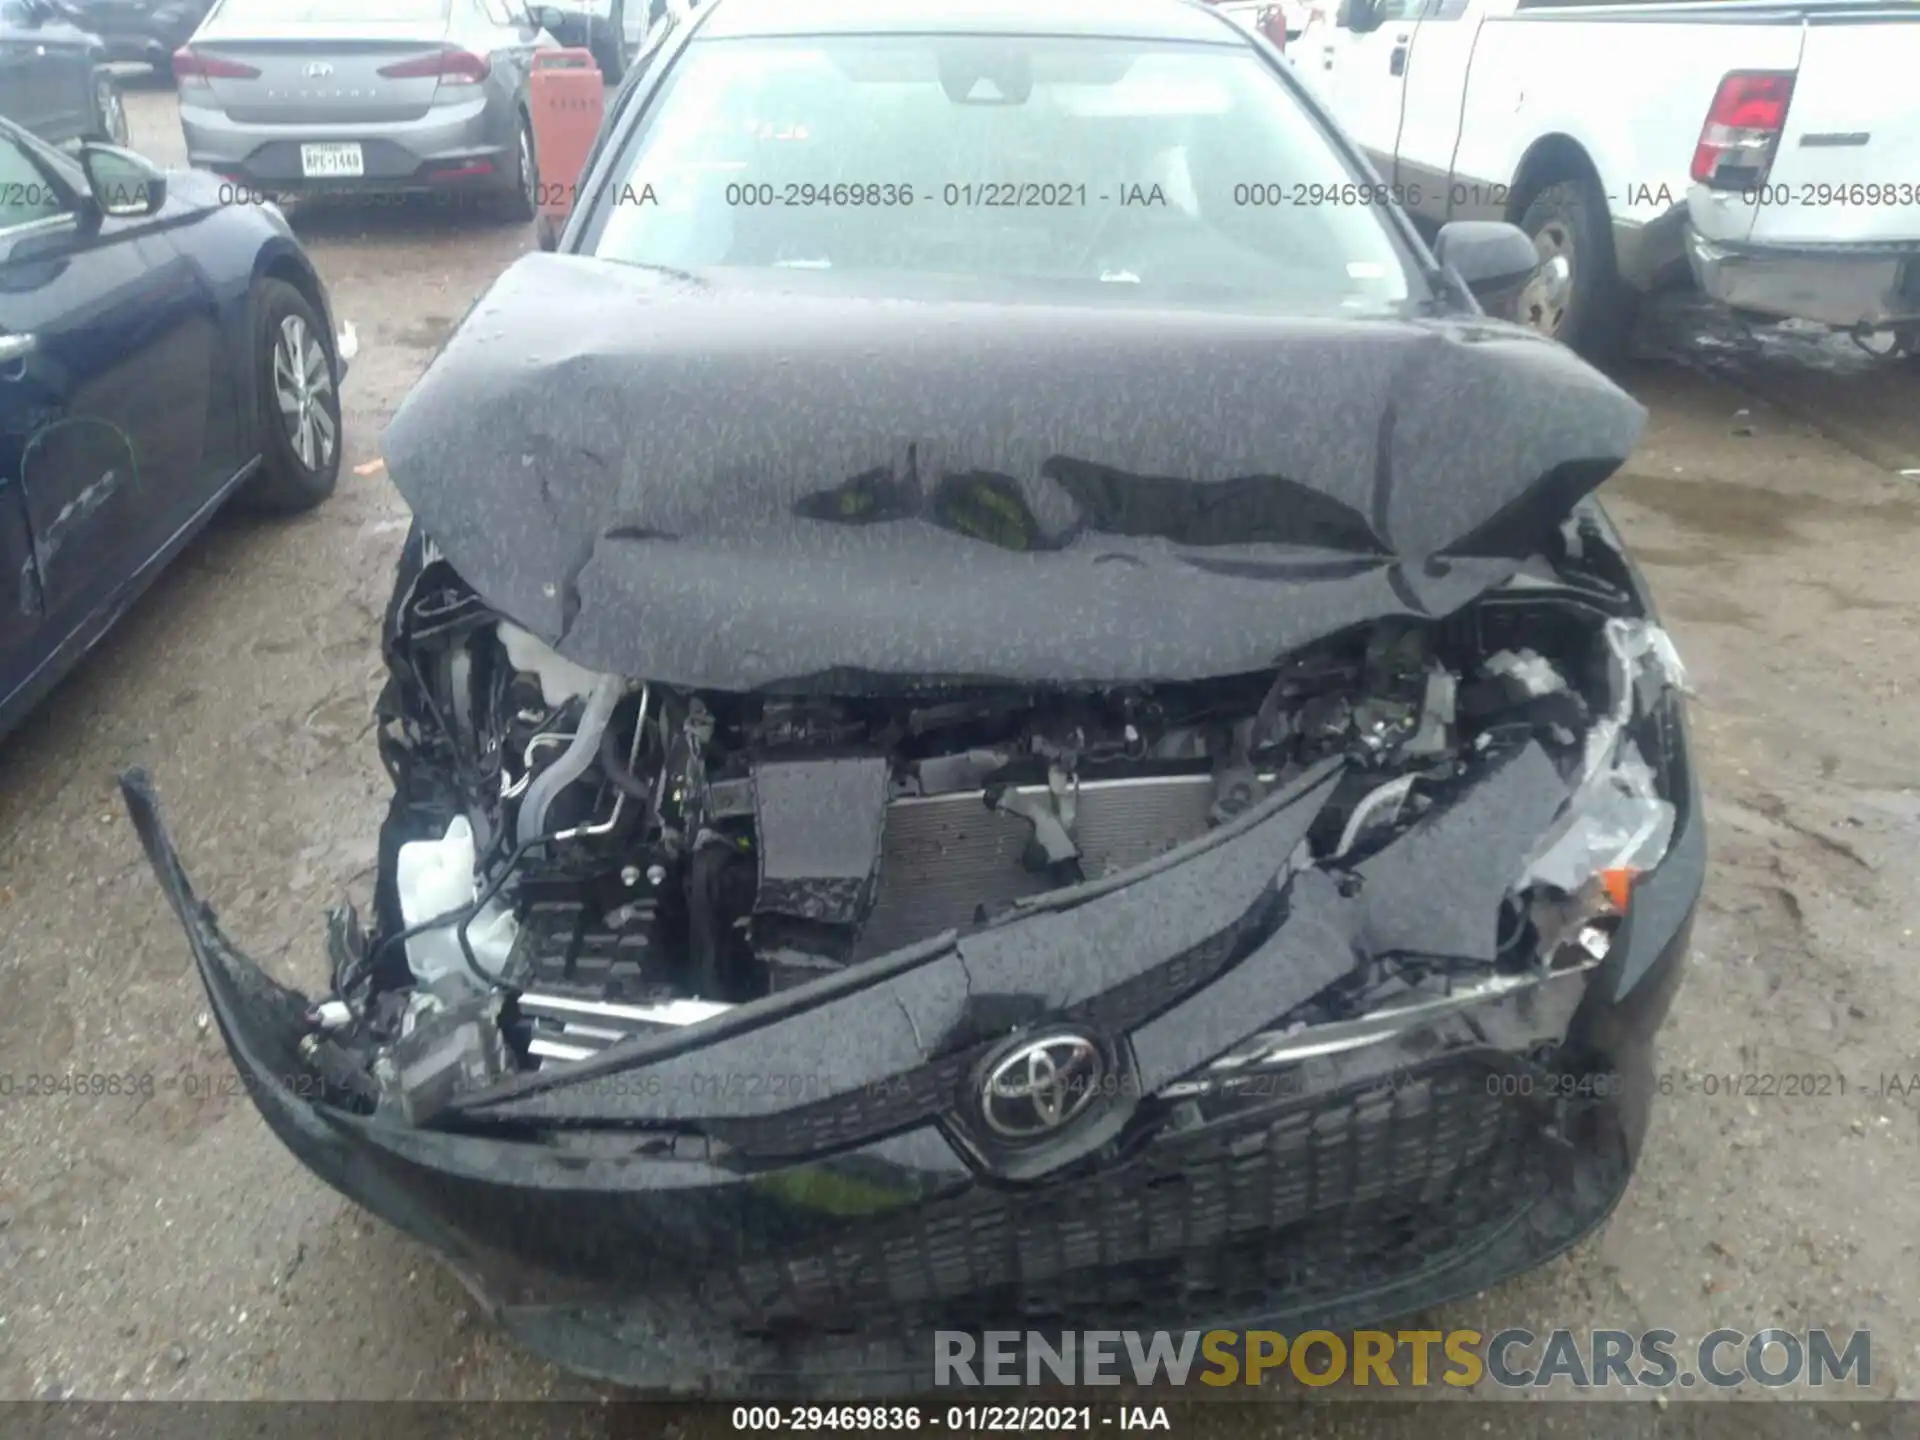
[120,685,1703,1396]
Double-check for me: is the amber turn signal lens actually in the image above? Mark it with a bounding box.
[1600,867,1639,913]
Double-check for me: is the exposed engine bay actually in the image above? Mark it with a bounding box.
[297,519,1689,1126]
[105,257,1712,1392]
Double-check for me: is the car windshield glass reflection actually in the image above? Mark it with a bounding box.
[591,36,1418,312]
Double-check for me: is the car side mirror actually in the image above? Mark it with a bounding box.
[1433,220,1539,319]
[1345,0,1381,32]
[79,144,166,218]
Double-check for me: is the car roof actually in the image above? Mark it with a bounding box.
[694,0,1244,43]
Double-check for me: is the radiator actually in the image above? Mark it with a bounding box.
[854,772,1231,960]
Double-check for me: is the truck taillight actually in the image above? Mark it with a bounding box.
[1690,70,1795,188]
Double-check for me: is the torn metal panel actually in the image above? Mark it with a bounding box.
[952,763,1342,1011]
[1130,868,1362,1094]
[379,254,1645,689]
[1354,740,1569,963]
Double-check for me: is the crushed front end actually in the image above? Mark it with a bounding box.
[123,498,1702,1395]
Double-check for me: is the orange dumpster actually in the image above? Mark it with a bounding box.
[529,48,606,248]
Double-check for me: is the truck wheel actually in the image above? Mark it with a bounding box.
[1514,175,1634,362]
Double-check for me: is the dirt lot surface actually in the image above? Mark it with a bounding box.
[1,79,1918,1433]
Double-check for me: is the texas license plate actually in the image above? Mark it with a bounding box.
[300,142,364,178]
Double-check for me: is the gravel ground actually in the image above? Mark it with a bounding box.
[1,79,1917,1432]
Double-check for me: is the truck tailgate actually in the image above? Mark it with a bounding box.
[1749,12,1920,245]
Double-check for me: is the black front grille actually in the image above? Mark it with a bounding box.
[706,1060,1545,1334]
[699,899,1274,1161]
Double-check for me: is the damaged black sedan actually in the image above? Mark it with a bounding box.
[122,0,1705,1395]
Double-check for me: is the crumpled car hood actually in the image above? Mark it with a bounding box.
[381,254,1646,691]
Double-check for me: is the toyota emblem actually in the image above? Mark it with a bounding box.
[304,61,335,78]
[980,1033,1105,1139]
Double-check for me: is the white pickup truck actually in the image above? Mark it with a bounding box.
[1296,0,1920,358]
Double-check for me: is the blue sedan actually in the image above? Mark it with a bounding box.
[0,116,344,740]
